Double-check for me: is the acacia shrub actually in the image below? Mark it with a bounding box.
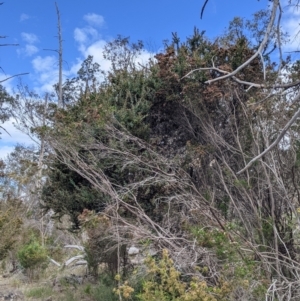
[17,237,48,279]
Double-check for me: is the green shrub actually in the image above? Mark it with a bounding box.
[0,202,23,260]
[136,249,227,301]
[17,239,48,270]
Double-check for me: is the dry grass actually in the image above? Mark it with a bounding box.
[0,263,95,301]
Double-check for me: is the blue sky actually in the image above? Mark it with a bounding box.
[0,0,298,157]
[1,0,268,90]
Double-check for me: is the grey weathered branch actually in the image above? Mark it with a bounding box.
[206,0,278,84]
[0,72,29,83]
[64,245,85,252]
[64,255,86,267]
[55,2,63,108]
[182,66,300,90]
[237,91,300,174]
[184,0,279,85]
[44,2,63,108]
[48,257,61,267]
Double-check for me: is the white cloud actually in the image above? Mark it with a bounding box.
[32,56,56,73]
[83,13,105,27]
[31,55,58,93]
[21,32,39,44]
[20,13,30,22]
[31,55,77,94]
[0,119,32,144]
[25,45,39,56]
[73,14,154,81]
[17,44,39,57]
[0,119,37,159]
[73,14,103,45]
[73,38,153,83]
[135,49,154,67]
[29,13,153,96]
[73,14,113,74]
[18,33,39,57]
[74,28,88,44]
[73,15,110,74]
[81,40,111,72]
[74,26,99,44]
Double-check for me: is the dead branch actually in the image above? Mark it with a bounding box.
[183,0,279,85]
[181,66,300,91]
[237,90,300,174]
[0,43,18,47]
[200,0,210,19]
[0,72,29,83]
[205,0,279,84]
[55,1,63,108]
[64,245,85,252]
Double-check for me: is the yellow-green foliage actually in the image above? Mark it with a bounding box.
[17,239,48,270]
[137,249,231,301]
[0,205,23,260]
[191,227,235,260]
[114,274,135,300]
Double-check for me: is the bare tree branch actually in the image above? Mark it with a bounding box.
[0,43,18,47]
[182,66,300,90]
[48,257,61,267]
[191,0,279,85]
[0,125,10,136]
[237,91,300,174]
[55,2,63,108]
[0,72,29,83]
[43,3,63,108]
[43,48,58,53]
[200,0,209,19]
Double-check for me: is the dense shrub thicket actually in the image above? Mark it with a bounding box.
[2,7,300,300]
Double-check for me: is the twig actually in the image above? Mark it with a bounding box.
[237,91,300,174]
[0,72,29,83]
[200,0,210,19]
[0,43,19,47]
